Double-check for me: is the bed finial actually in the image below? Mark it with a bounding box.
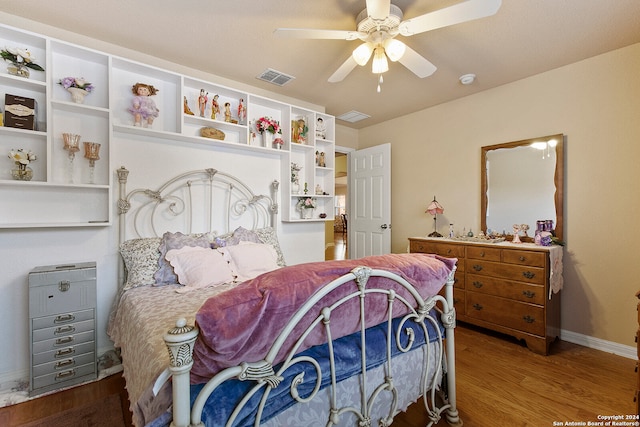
[117,166,129,184]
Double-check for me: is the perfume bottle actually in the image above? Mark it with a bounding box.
[449,224,454,238]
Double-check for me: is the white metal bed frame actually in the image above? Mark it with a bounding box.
[115,166,461,427]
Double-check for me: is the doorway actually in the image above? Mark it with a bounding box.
[325,151,348,260]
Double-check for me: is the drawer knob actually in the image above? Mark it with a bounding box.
[479,251,485,257]
[473,264,483,272]
[55,314,76,323]
[55,336,74,345]
[473,303,483,311]
[519,256,526,262]
[58,280,71,292]
[453,298,460,304]
[55,348,75,358]
[55,359,75,369]
[55,325,76,335]
[523,315,535,323]
[522,290,536,298]
[447,249,452,254]
[55,370,76,381]
[522,271,535,279]
[473,281,484,289]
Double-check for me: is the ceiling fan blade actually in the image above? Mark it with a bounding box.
[399,0,501,36]
[398,45,437,78]
[328,56,358,83]
[366,0,391,20]
[274,28,362,41]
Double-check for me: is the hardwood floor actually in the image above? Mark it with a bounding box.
[2,325,634,426]
[393,323,636,426]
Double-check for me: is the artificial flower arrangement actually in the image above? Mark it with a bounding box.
[273,137,284,147]
[255,116,281,134]
[297,196,317,210]
[0,47,44,71]
[58,77,95,93]
[8,148,37,170]
[291,162,302,183]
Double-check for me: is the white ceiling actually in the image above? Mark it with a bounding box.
[3,1,640,128]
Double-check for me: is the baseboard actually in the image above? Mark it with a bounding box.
[561,329,636,360]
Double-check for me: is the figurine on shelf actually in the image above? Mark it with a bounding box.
[316,117,327,139]
[237,98,246,124]
[295,118,308,144]
[198,89,208,117]
[318,151,326,167]
[224,102,231,122]
[183,96,194,115]
[512,224,522,243]
[128,82,159,128]
[211,94,220,120]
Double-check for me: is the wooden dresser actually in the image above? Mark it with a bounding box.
[409,237,562,355]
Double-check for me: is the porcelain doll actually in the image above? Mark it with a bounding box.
[211,94,220,120]
[224,102,231,122]
[198,89,208,117]
[128,83,159,127]
[237,98,246,124]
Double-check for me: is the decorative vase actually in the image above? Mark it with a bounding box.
[301,208,314,219]
[291,182,300,194]
[262,132,272,148]
[12,165,33,181]
[67,87,88,104]
[7,62,29,78]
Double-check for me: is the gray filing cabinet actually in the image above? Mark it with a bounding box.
[28,262,97,396]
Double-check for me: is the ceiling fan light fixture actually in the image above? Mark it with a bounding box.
[383,39,406,62]
[352,43,374,66]
[371,47,389,74]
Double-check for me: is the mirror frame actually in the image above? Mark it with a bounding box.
[481,134,564,242]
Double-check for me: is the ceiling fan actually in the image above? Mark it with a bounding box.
[274,0,501,91]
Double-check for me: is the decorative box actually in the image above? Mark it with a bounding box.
[4,93,37,130]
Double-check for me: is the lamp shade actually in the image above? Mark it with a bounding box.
[352,43,374,66]
[426,197,444,215]
[383,39,406,62]
[371,47,389,74]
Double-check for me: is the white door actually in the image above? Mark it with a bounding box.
[349,143,391,259]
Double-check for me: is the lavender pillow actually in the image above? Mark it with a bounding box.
[154,231,210,285]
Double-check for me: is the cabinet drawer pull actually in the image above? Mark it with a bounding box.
[519,256,526,262]
[523,315,535,323]
[453,298,460,304]
[55,347,75,358]
[55,370,76,381]
[55,336,74,345]
[55,325,76,335]
[55,314,75,323]
[453,278,459,284]
[473,303,483,311]
[446,249,452,254]
[473,281,484,289]
[522,271,535,279]
[55,359,75,369]
[58,280,71,292]
[473,264,483,272]
[479,251,485,257]
[522,290,536,298]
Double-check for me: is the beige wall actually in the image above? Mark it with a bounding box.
[356,43,640,347]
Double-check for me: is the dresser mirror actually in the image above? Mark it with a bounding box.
[481,134,564,241]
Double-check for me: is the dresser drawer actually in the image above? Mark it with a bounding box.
[466,292,545,336]
[465,259,545,285]
[32,340,96,366]
[32,330,95,355]
[410,240,464,258]
[32,308,94,331]
[32,318,95,343]
[31,361,96,391]
[466,246,501,261]
[32,351,96,377]
[502,249,546,267]
[466,274,545,305]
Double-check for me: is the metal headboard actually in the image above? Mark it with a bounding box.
[117,165,279,244]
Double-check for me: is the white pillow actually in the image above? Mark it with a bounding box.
[217,242,280,282]
[165,246,235,291]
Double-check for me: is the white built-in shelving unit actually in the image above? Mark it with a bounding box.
[0,23,335,227]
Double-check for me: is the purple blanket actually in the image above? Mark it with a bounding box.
[191,253,455,384]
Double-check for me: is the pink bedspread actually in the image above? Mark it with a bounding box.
[191,253,455,384]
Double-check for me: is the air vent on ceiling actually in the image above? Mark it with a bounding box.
[256,68,295,86]
[337,110,370,123]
